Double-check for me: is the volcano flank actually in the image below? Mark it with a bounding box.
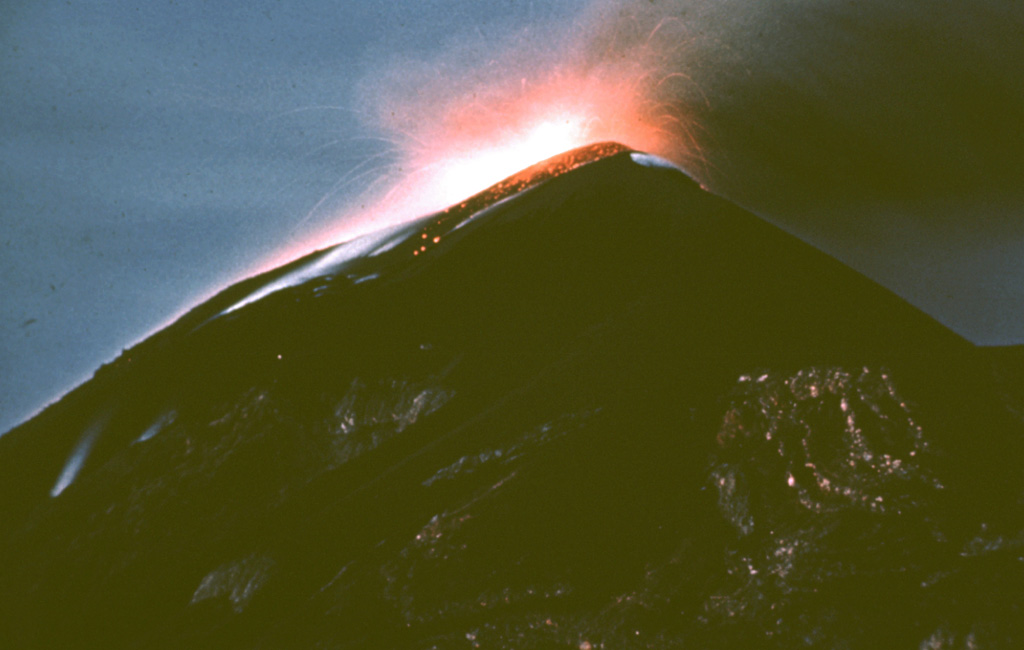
[2,144,1023,648]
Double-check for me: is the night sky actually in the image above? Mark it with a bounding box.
[3,0,1023,433]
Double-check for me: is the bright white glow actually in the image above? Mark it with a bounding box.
[431,118,589,207]
[297,115,598,251]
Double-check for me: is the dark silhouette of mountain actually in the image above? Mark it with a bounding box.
[2,143,1022,649]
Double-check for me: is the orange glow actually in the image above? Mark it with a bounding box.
[293,68,672,249]
[397,71,667,216]
[430,118,588,206]
[252,66,678,276]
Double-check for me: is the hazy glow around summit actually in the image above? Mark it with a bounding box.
[300,62,675,256]
[431,118,589,206]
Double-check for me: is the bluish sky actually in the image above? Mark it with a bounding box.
[3,0,1023,433]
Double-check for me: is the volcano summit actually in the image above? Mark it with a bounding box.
[2,144,1022,648]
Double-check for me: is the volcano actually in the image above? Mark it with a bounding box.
[2,144,1023,649]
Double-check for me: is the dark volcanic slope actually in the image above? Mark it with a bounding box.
[2,145,1022,649]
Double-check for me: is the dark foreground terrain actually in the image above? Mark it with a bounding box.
[2,144,1022,648]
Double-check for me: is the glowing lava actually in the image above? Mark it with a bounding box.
[257,69,675,277]
[430,118,590,206]
[336,70,669,238]
[408,73,666,210]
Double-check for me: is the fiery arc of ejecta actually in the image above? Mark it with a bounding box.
[266,72,670,274]
[401,74,668,213]
[429,118,590,206]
